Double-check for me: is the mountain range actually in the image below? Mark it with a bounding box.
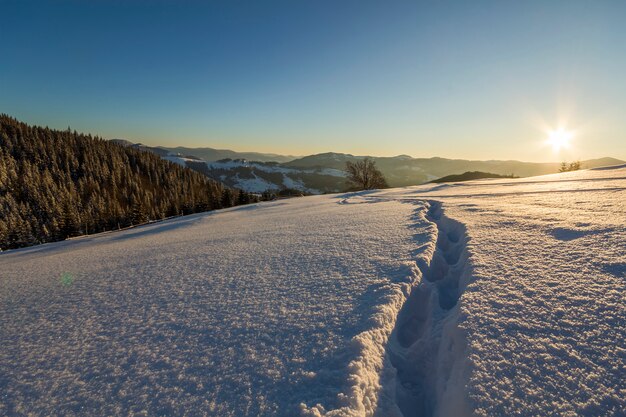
[111,140,624,193]
[110,140,298,163]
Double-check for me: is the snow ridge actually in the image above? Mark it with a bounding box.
[384,202,473,417]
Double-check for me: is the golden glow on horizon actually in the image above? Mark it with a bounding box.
[546,128,574,152]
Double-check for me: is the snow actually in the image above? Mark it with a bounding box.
[206,160,293,174]
[162,155,188,166]
[203,160,345,193]
[231,172,277,193]
[373,165,626,417]
[1,166,625,416]
[205,158,345,178]
[0,197,428,416]
[206,159,252,170]
[281,174,307,190]
[317,168,347,177]
[163,155,198,167]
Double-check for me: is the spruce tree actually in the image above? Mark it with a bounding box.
[0,114,255,250]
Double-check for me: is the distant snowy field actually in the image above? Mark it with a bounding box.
[1,166,625,416]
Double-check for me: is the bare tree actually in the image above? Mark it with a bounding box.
[344,157,388,190]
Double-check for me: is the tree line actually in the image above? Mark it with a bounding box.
[559,161,581,172]
[0,115,257,251]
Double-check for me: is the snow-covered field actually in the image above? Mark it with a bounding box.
[1,166,625,416]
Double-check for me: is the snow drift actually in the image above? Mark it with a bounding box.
[1,166,625,416]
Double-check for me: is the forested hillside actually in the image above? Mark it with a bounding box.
[0,115,256,250]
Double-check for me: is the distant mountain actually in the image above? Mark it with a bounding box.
[164,146,299,163]
[110,140,624,194]
[174,158,346,194]
[286,154,625,187]
[111,141,298,163]
[109,143,347,193]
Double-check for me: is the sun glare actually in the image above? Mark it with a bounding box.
[546,128,573,152]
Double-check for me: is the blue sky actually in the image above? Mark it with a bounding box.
[2,0,625,161]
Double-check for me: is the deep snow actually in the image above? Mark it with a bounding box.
[1,166,625,416]
[1,195,428,416]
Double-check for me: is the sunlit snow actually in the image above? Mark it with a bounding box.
[1,165,624,416]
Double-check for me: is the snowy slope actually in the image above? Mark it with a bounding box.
[1,166,625,416]
[372,165,626,417]
[202,159,345,194]
[163,155,346,194]
[0,196,430,416]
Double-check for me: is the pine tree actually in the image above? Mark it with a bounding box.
[0,114,253,250]
[130,198,148,225]
[237,189,249,205]
[60,201,80,239]
[221,188,234,208]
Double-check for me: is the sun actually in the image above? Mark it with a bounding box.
[546,128,573,152]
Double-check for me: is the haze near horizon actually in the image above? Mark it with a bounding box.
[1,0,625,162]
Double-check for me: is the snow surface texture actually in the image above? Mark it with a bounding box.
[1,166,625,416]
[374,165,626,417]
[1,196,429,416]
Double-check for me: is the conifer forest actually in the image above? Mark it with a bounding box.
[0,115,257,250]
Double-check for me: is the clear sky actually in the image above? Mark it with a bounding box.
[2,0,625,162]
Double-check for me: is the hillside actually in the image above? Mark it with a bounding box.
[285,153,624,185]
[0,116,256,250]
[1,165,624,416]
[111,141,298,163]
[180,153,623,193]
[185,159,346,194]
[163,146,298,163]
[117,142,624,193]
